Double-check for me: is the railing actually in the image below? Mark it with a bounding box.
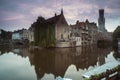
[89,66,120,80]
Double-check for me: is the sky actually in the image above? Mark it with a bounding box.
[0,0,120,32]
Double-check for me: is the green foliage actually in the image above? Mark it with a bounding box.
[112,25,120,48]
[32,16,55,47]
[113,26,120,39]
[0,30,12,40]
[30,41,35,46]
[113,26,120,35]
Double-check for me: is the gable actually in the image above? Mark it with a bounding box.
[56,14,68,27]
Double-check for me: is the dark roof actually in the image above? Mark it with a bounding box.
[46,14,61,25]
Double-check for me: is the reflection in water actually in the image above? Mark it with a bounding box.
[0,45,113,80]
[0,50,36,80]
[113,43,120,60]
[29,45,112,80]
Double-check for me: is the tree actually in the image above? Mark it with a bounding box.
[113,26,120,48]
[33,16,55,47]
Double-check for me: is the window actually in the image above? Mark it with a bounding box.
[64,28,66,33]
[61,34,63,39]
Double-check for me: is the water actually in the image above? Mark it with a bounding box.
[0,45,119,80]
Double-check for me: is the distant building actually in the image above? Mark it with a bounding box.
[70,21,82,46]
[28,30,34,42]
[22,29,29,40]
[28,27,34,42]
[98,9,106,32]
[81,22,89,45]
[28,9,101,47]
[70,19,98,45]
[12,29,29,40]
[70,20,89,46]
[12,32,21,40]
[86,19,98,44]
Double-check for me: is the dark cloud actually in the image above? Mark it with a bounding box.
[0,0,120,31]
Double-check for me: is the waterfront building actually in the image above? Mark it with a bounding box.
[28,23,35,43]
[70,21,82,46]
[85,19,98,44]
[46,9,70,41]
[71,21,89,45]
[30,9,71,47]
[70,19,98,46]
[80,22,89,45]
[21,29,34,42]
[28,30,34,43]
[28,9,109,47]
[70,19,98,45]
[30,9,70,42]
[12,32,22,40]
[22,29,29,40]
[12,29,29,40]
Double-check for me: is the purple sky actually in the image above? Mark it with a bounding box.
[0,0,120,32]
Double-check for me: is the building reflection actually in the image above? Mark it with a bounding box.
[0,46,30,58]
[0,46,12,55]
[29,45,112,80]
[0,45,112,80]
[113,45,120,59]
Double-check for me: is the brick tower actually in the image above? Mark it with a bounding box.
[98,9,106,32]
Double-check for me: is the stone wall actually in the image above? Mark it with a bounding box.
[55,41,71,48]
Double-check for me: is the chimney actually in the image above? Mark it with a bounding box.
[61,8,63,15]
[55,13,57,16]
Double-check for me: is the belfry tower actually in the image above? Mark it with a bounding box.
[98,9,106,32]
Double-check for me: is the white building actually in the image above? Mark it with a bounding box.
[12,29,30,41]
[12,32,21,40]
[75,36,81,46]
[22,29,29,40]
[28,31,34,42]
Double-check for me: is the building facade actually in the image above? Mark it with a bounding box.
[46,9,70,42]
[70,19,98,46]
[12,32,21,40]
[12,29,30,40]
[28,9,101,47]
[86,19,98,44]
[70,21,82,46]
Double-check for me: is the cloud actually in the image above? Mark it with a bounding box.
[3,14,25,21]
[60,1,99,24]
[30,7,54,18]
[0,0,120,31]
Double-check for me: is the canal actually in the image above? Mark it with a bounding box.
[0,45,119,80]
